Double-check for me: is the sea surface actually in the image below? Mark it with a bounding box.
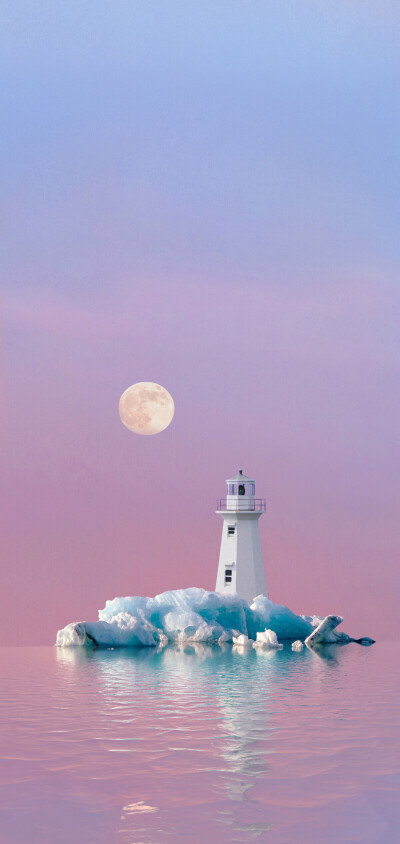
[0,642,399,844]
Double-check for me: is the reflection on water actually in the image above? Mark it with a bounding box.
[1,643,399,843]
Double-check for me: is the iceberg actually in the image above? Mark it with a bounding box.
[56,587,373,650]
[56,587,317,648]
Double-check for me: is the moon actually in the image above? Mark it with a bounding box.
[118,382,175,435]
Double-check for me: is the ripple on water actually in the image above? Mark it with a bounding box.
[0,643,399,843]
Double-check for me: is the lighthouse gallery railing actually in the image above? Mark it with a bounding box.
[216,498,266,512]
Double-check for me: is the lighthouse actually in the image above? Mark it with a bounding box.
[215,470,268,604]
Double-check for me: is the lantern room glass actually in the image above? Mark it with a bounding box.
[227,483,255,496]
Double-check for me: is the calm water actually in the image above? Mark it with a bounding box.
[1,642,399,844]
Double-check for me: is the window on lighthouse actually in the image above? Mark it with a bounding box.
[225,569,233,583]
[227,525,235,536]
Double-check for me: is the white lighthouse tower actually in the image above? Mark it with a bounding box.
[215,470,268,604]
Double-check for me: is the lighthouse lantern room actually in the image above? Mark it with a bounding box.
[215,470,268,604]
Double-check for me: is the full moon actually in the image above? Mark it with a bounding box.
[118,382,175,435]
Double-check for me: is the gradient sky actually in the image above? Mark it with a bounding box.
[1,1,399,644]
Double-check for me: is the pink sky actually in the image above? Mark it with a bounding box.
[1,1,399,643]
[1,273,399,644]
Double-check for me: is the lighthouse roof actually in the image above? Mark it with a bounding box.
[226,470,255,484]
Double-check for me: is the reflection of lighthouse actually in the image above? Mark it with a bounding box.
[215,470,268,604]
[214,651,273,781]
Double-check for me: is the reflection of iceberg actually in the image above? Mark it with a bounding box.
[53,632,359,842]
[56,588,316,647]
[56,587,372,650]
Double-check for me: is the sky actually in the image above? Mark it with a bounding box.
[1,0,399,645]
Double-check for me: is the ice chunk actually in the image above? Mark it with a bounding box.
[253,629,283,649]
[305,615,349,646]
[56,622,88,647]
[305,615,376,647]
[232,634,253,647]
[56,616,157,648]
[291,640,304,652]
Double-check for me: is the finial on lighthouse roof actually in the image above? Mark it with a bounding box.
[226,469,255,483]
